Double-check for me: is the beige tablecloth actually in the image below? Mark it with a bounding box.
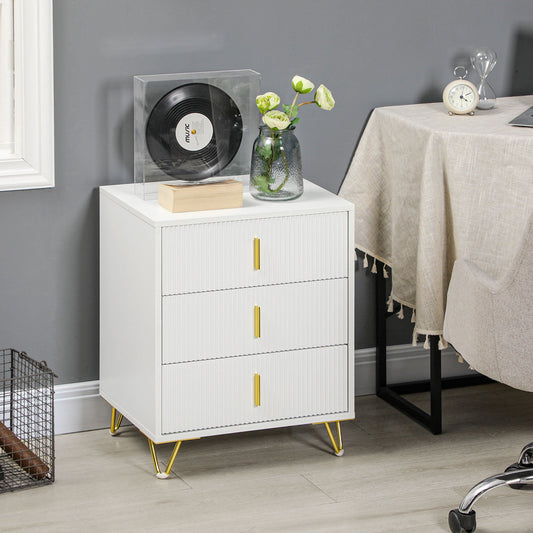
[340,95,533,339]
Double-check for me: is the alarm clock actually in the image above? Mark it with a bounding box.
[442,66,479,115]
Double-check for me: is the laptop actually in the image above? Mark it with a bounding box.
[508,106,533,127]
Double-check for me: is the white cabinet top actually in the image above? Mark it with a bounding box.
[100,178,353,227]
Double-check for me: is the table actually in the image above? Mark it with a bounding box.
[340,95,533,432]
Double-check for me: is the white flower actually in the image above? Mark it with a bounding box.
[256,92,280,114]
[263,110,291,130]
[315,84,335,110]
[291,75,314,94]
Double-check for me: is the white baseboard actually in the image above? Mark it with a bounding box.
[54,380,111,435]
[353,343,477,396]
[53,344,477,435]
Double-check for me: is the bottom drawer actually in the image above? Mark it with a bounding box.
[161,345,348,434]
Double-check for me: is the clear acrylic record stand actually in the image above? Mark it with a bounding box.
[134,69,261,201]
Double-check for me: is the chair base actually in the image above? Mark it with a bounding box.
[505,462,533,491]
[449,442,533,532]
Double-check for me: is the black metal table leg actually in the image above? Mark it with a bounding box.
[374,260,489,435]
[375,257,387,393]
[429,334,442,434]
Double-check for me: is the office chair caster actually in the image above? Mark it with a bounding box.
[448,509,476,533]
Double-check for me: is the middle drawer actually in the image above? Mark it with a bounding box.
[162,278,347,364]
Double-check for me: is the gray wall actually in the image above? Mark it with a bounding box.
[0,0,532,384]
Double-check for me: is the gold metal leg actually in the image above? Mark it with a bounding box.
[324,421,344,456]
[148,439,183,479]
[109,407,123,436]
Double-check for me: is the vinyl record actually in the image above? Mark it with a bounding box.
[145,83,243,180]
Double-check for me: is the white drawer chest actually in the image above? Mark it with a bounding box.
[99,179,354,478]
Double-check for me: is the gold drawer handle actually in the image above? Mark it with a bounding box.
[254,237,260,270]
[254,305,261,338]
[254,373,261,406]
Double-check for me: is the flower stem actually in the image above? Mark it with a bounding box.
[269,146,290,192]
[297,100,315,108]
[265,133,275,181]
[288,93,299,120]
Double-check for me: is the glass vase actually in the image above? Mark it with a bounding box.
[249,125,304,201]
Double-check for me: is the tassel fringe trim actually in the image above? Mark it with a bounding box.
[397,304,404,320]
[358,249,449,352]
[411,332,449,350]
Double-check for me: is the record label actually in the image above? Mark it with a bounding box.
[175,113,214,151]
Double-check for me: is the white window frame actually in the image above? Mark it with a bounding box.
[0,0,14,154]
[0,0,54,191]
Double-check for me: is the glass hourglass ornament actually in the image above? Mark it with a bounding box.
[470,47,497,109]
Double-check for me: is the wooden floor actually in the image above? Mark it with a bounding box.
[1,383,532,532]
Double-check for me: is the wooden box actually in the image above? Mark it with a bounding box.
[158,180,243,213]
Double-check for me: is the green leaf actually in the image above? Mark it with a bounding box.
[283,104,298,119]
[290,117,300,126]
[256,144,272,160]
[252,175,271,193]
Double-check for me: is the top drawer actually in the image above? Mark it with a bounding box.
[162,211,348,295]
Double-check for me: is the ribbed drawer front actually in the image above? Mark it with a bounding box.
[162,278,347,363]
[161,345,348,434]
[161,212,348,295]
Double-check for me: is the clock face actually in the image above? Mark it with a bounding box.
[442,79,479,114]
[448,84,476,110]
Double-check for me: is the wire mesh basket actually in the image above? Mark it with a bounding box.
[0,349,55,493]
